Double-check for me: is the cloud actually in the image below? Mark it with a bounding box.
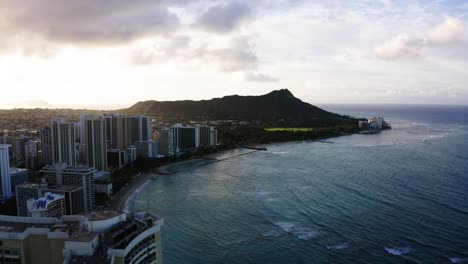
[375,17,466,61]
[198,36,258,71]
[374,34,425,60]
[129,35,259,72]
[0,0,181,46]
[194,1,253,33]
[427,17,466,45]
[245,72,278,82]
[129,35,192,65]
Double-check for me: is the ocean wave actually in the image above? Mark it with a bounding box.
[275,221,295,232]
[384,246,412,256]
[274,222,319,240]
[272,151,289,155]
[292,227,319,240]
[256,188,272,196]
[327,243,351,250]
[449,257,468,263]
[353,142,395,147]
[188,191,205,196]
[262,230,282,237]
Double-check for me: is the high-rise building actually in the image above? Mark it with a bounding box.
[210,128,218,146]
[16,182,85,216]
[10,167,28,195]
[51,118,77,166]
[41,163,96,212]
[196,126,212,147]
[82,115,108,171]
[25,140,39,170]
[12,138,27,161]
[135,140,159,158]
[103,114,153,150]
[165,124,217,154]
[158,129,174,156]
[107,149,128,169]
[0,144,12,199]
[24,140,37,160]
[171,124,196,152]
[40,126,53,165]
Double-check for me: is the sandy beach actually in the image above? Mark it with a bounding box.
[110,173,152,212]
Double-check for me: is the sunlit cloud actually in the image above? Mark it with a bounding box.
[0,0,467,107]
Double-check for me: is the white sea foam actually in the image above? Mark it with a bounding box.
[292,227,319,240]
[274,222,319,240]
[327,243,351,250]
[275,222,295,232]
[272,151,289,155]
[449,258,468,263]
[262,230,282,237]
[384,246,412,256]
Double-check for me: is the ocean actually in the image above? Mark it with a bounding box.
[134,104,468,264]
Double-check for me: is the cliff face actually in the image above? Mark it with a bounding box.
[123,89,344,126]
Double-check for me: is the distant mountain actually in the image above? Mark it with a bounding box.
[123,89,346,126]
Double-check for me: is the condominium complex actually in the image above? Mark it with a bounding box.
[83,115,108,171]
[40,127,52,165]
[50,118,77,166]
[157,129,174,156]
[104,114,153,150]
[158,124,218,155]
[0,210,163,264]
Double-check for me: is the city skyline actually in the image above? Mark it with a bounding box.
[1,0,468,109]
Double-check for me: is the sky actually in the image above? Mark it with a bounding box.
[0,0,467,109]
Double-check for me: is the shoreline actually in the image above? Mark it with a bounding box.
[111,132,370,214]
[156,148,263,175]
[113,148,266,213]
[111,173,153,212]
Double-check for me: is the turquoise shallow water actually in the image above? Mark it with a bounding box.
[135,105,468,264]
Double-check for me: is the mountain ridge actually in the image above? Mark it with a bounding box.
[123,89,346,126]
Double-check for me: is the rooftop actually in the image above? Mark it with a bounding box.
[10,167,28,175]
[0,215,72,233]
[66,230,98,242]
[40,163,97,174]
[17,183,83,192]
[95,170,110,179]
[86,210,123,221]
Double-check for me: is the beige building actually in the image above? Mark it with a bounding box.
[0,210,163,264]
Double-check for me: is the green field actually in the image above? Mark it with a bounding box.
[264,127,315,132]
